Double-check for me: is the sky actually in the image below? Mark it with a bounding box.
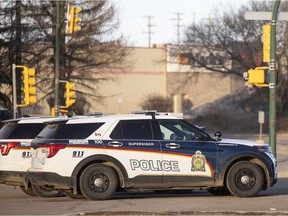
[113,0,251,47]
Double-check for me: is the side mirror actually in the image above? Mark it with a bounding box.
[170,133,179,140]
[214,130,222,140]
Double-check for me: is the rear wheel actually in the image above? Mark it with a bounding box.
[80,164,118,200]
[31,183,63,198]
[19,185,36,196]
[226,161,264,197]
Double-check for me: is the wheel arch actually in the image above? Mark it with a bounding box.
[71,154,128,193]
[217,152,272,190]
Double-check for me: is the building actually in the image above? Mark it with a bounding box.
[3,44,243,116]
[91,44,243,114]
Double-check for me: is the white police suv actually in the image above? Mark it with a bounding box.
[27,111,277,200]
[0,117,66,197]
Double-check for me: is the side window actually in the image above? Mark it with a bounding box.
[53,123,105,139]
[159,120,207,141]
[159,125,175,140]
[110,120,153,140]
[37,122,104,139]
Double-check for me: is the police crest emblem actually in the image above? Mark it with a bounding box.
[191,150,206,172]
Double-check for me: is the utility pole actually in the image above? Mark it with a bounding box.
[172,12,184,45]
[143,16,155,48]
[54,0,60,116]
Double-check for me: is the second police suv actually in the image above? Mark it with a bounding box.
[26,111,277,200]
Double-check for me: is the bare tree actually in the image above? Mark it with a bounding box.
[0,0,129,114]
[172,1,288,116]
[140,94,173,112]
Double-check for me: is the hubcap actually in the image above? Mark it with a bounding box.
[89,172,110,193]
[94,178,104,187]
[235,168,256,190]
[240,175,250,185]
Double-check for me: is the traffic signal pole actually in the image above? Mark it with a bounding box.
[12,64,17,118]
[244,0,281,157]
[269,0,281,157]
[54,0,60,116]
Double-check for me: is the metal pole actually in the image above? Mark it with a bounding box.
[12,64,17,118]
[269,0,281,157]
[54,0,60,116]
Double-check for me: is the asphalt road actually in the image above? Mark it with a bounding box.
[0,133,287,215]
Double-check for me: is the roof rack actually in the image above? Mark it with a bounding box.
[132,110,157,119]
[84,112,104,117]
[132,110,183,119]
[132,110,157,115]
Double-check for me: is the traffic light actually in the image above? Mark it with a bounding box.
[263,24,271,63]
[22,67,36,105]
[69,6,81,34]
[243,66,269,87]
[65,82,76,107]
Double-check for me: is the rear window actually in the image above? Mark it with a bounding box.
[0,122,45,139]
[0,110,12,121]
[37,123,105,139]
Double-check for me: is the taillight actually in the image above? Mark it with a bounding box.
[45,144,67,158]
[0,142,20,156]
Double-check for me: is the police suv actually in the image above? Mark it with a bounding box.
[0,117,65,197]
[27,111,277,200]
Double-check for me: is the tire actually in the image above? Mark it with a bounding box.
[64,190,85,199]
[79,164,118,200]
[207,187,231,196]
[19,185,37,196]
[226,161,264,197]
[31,183,63,198]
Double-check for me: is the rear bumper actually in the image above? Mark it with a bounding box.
[0,171,26,186]
[26,172,75,190]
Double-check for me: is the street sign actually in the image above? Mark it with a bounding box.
[245,12,288,20]
[257,111,265,143]
[258,111,265,124]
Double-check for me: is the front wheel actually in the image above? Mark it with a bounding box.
[80,164,118,200]
[226,161,264,197]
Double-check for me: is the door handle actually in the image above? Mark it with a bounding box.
[165,143,180,149]
[108,141,123,147]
